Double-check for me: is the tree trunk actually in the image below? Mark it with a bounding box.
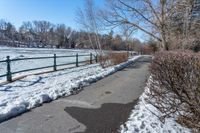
[161,32,169,51]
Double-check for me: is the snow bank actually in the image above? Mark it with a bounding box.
[120,84,192,133]
[0,56,141,123]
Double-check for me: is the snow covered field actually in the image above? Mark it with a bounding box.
[120,79,192,133]
[0,54,141,123]
[0,47,94,82]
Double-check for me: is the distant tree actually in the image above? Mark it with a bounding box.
[33,21,53,46]
[106,30,113,49]
[19,21,34,46]
[0,17,144,50]
[112,34,123,50]
[0,20,17,42]
[147,38,158,53]
[131,39,143,52]
[55,24,70,48]
[0,19,7,39]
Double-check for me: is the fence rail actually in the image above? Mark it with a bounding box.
[0,53,97,82]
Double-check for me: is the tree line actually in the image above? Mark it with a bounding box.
[2,0,199,53]
[0,19,147,51]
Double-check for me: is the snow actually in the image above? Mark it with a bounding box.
[0,55,141,123]
[120,80,192,133]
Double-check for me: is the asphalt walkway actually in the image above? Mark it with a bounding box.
[0,56,151,133]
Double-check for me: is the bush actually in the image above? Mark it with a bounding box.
[148,50,200,131]
[99,52,128,68]
[109,52,128,65]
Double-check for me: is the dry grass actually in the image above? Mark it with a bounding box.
[109,52,128,65]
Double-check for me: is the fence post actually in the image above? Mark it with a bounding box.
[6,56,12,82]
[76,53,78,67]
[95,55,98,63]
[90,53,92,64]
[53,54,57,71]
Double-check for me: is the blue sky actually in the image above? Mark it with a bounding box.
[0,0,145,41]
[0,0,105,29]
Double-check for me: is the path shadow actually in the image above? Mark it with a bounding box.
[0,65,98,89]
[0,76,44,90]
[43,64,98,79]
[64,99,138,133]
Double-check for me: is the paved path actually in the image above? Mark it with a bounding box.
[0,56,151,133]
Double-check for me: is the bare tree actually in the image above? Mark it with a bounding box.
[32,21,53,46]
[0,19,8,40]
[76,0,103,55]
[76,9,95,50]
[19,21,34,46]
[169,0,199,49]
[55,24,71,48]
[100,0,198,50]
[0,19,17,43]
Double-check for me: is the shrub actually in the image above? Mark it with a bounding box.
[109,52,128,65]
[99,52,128,68]
[148,50,200,131]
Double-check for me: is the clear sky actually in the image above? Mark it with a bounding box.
[0,0,105,29]
[0,0,145,41]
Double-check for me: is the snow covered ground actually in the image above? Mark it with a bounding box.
[120,81,192,133]
[0,47,94,82]
[0,55,141,123]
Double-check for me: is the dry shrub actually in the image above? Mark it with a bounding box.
[99,52,128,68]
[148,50,200,131]
[98,54,109,68]
[109,52,128,65]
